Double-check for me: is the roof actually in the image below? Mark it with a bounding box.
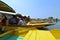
[0,1,15,13]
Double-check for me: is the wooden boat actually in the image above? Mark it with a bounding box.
[0,11,55,40]
[0,10,54,27]
[0,11,55,32]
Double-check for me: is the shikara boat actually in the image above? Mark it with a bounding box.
[0,11,55,29]
[0,11,56,40]
[0,11,54,26]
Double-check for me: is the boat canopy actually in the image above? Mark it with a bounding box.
[0,10,17,15]
[0,1,15,13]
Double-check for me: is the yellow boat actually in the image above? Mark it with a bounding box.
[0,11,56,40]
[0,10,54,28]
[0,11,59,40]
[0,29,60,40]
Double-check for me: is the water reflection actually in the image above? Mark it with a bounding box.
[37,27,49,30]
[46,22,60,30]
[37,22,60,30]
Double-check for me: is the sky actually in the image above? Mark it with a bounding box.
[1,0,60,18]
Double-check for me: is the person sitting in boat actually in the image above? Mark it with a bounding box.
[18,18,24,25]
[18,16,30,25]
[0,14,7,33]
[9,15,17,25]
[22,16,27,24]
[26,16,30,23]
[17,14,24,25]
[22,16,30,24]
[1,15,7,26]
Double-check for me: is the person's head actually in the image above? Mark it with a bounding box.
[23,16,27,19]
[12,15,17,18]
[16,14,22,18]
[28,16,30,18]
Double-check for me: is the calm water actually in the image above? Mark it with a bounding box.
[46,22,60,30]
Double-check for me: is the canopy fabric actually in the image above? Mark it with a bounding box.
[23,30,56,40]
[0,1,15,13]
[0,10,17,15]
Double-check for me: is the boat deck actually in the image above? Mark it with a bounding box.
[0,29,60,40]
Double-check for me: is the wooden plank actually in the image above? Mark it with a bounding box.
[23,30,56,40]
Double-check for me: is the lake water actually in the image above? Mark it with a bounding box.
[46,22,60,30]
